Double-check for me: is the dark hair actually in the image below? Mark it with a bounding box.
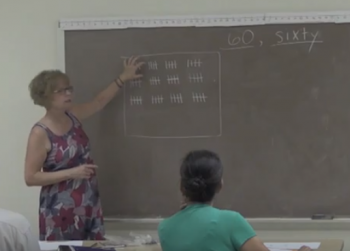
[180,150,223,203]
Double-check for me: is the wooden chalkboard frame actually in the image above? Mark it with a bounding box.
[57,11,350,222]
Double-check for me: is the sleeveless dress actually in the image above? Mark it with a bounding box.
[35,112,105,240]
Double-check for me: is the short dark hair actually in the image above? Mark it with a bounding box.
[180,150,223,203]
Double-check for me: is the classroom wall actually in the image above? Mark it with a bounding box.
[0,0,348,236]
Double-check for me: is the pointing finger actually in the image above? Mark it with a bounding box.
[134,74,143,79]
[136,62,145,68]
[131,56,140,65]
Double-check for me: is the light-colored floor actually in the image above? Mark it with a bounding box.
[104,221,349,251]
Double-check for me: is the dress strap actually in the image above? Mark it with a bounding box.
[66,111,81,127]
[32,122,54,139]
[32,123,53,158]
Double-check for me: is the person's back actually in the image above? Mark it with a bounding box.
[159,204,255,251]
[158,150,312,251]
[0,208,40,251]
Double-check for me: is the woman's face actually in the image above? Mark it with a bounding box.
[49,78,74,110]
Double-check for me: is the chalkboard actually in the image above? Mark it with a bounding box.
[61,14,350,218]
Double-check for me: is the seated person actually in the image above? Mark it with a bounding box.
[0,208,40,251]
[158,150,312,251]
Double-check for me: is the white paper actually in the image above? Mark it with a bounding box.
[39,241,83,250]
[264,242,321,250]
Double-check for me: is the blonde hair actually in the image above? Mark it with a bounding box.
[28,70,69,107]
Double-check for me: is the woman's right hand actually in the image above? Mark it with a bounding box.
[68,164,98,179]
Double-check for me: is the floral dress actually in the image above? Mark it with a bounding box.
[35,112,105,240]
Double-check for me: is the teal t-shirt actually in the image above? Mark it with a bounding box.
[158,204,256,251]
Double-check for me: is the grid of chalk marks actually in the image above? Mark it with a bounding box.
[123,52,221,138]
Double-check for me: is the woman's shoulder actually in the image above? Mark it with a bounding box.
[217,208,242,217]
[30,121,50,138]
[158,209,184,231]
[159,207,244,227]
[208,208,249,227]
[31,117,51,131]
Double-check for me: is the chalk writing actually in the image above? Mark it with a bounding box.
[149,76,161,86]
[221,29,262,50]
[148,61,158,70]
[228,30,254,46]
[218,28,322,52]
[167,75,180,84]
[151,95,163,104]
[187,59,202,68]
[272,27,322,52]
[130,96,143,105]
[170,93,183,103]
[188,73,203,83]
[192,92,207,103]
[130,79,141,88]
[165,60,177,69]
[122,51,221,138]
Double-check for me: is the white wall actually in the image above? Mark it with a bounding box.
[0,0,349,236]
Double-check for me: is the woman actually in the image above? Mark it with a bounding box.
[24,57,143,240]
[158,150,312,251]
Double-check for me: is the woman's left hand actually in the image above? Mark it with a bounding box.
[119,56,144,82]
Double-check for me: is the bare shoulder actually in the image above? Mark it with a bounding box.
[29,125,47,141]
[27,123,50,151]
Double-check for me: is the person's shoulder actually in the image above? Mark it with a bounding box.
[0,209,31,234]
[30,122,49,141]
[216,208,247,222]
[158,215,172,229]
[158,211,181,232]
[218,209,241,216]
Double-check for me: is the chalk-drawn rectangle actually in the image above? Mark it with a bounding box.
[123,51,221,138]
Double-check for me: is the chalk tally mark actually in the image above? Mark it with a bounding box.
[165,60,177,69]
[148,61,158,70]
[188,73,203,83]
[167,75,180,85]
[130,96,142,105]
[122,51,222,138]
[170,93,183,104]
[187,59,202,68]
[151,95,163,104]
[149,76,161,86]
[192,92,207,103]
[130,79,142,88]
[130,96,143,105]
